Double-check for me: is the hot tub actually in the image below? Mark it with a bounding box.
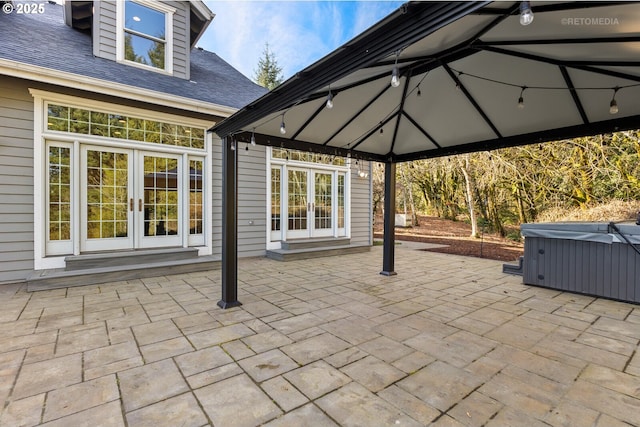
[521,222,640,303]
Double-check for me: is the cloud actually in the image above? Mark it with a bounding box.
[201,1,403,82]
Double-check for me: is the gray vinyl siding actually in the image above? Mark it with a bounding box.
[350,161,373,246]
[92,1,190,80]
[93,1,117,60]
[210,140,268,259]
[169,1,190,80]
[0,77,35,283]
[211,140,222,258]
[237,146,268,257]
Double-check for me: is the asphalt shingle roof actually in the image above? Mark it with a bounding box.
[0,2,267,110]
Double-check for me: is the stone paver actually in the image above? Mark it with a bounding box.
[0,247,639,426]
[118,359,189,412]
[40,400,124,427]
[339,355,406,392]
[261,376,309,411]
[125,393,207,427]
[284,360,351,399]
[237,348,299,382]
[44,375,119,422]
[195,374,282,426]
[12,353,82,399]
[263,403,338,427]
[317,382,423,427]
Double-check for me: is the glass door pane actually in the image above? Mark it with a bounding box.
[271,167,282,241]
[188,159,204,246]
[82,147,133,251]
[313,172,333,237]
[287,169,309,238]
[139,153,181,247]
[46,143,73,255]
[337,173,346,236]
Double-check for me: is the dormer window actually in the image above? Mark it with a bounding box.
[117,0,174,74]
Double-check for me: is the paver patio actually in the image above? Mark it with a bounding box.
[1,245,639,426]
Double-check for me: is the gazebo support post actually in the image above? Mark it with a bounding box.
[218,136,242,309]
[380,161,397,276]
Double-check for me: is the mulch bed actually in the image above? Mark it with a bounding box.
[373,215,524,262]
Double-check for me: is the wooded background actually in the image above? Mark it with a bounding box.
[373,131,640,240]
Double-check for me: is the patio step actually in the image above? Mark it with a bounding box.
[64,247,200,270]
[27,256,220,291]
[281,237,351,250]
[266,244,370,261]
[502,256,524,276]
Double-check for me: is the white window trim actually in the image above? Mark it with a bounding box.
[116,0,175,75]
[31,89,213,270]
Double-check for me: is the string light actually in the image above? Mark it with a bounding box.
[517,86,526,109]
[609,87,619,114]
[230,138,236,151]
[391,51,400,88]
[519,1,534,26]
[250,129,256,146]
[280,115,286,134]
[449,67,638,114]
[326,87,334,109]
[417,84,422,97]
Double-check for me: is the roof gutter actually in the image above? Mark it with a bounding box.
[0,58,238,118]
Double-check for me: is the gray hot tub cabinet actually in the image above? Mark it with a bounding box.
[521,222,640,303]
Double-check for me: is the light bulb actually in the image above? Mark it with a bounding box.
[519,1,534,26]
[280,120,286,134]
[610,99,618,114]
[518,96,524,109]
[230,141,236,151]
[250,132,256,146]
[326,91,334,109]
[391,66,400,87]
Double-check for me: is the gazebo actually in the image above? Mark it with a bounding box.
[211,1,640,308]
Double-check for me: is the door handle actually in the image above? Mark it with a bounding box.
[312,203,315,211]
[307,202,311,212]
[129,198,134,212]
[139,199,142,212]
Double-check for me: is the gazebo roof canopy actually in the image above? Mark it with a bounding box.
[212,1,640,163]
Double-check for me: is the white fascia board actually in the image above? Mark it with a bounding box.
[190,0,215,21]
[0,58,238,118]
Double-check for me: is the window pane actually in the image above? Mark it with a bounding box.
[45,103,205,150]
[271,168,280,231]
[124,32,165,69]
[125,1,165,40]
[48,146,71,242]
[190,160,203,235]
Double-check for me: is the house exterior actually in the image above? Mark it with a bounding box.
[0,0,373,287]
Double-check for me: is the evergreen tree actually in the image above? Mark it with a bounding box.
[254,43,283,90]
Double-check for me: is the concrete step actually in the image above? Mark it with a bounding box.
[281,237,351,250]
[502,256,524,276]
[27,256,220,291]
[266,244,370,261]
[65,247,200,270]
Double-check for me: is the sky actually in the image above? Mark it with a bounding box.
[199,1,404,82]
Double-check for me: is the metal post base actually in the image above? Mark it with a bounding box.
[379,270,397,276]
[217,300,242,309]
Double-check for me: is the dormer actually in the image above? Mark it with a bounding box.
[64,0,214,80]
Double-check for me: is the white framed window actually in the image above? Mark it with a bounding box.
[117,0,175,74]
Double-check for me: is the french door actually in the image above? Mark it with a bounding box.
[81,146,182,251]
[286,169,334,239]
